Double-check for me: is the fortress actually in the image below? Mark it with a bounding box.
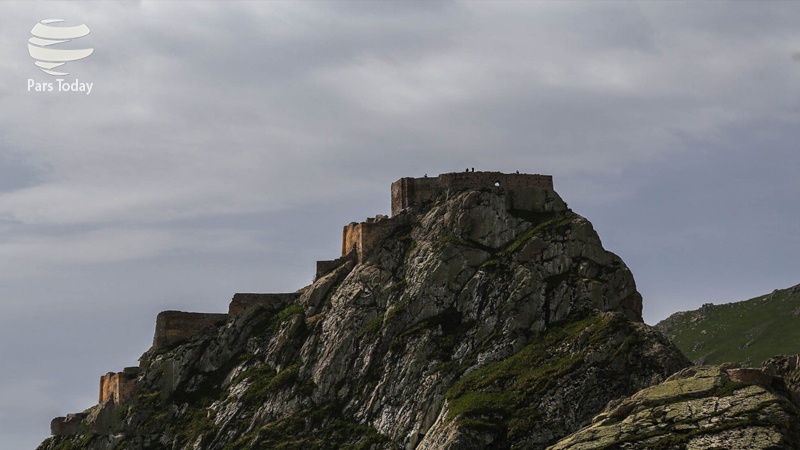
[390,171,553,216]
[322,171,554,274]
[51,171,555,435]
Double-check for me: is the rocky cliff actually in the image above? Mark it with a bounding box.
[549,355,800,449]
[39,175,691,450]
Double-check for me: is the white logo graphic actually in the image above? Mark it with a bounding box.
[28,19,93,76]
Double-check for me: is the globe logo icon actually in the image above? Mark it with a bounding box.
[28,19,94,76]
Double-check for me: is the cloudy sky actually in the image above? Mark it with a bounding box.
[2,1,800,447]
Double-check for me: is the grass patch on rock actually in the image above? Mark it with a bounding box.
[445,314,606,437]
[229,404,389,450]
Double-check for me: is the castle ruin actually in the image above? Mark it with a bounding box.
[391,171,553,216]
[99,367,139,405]
[316,171,555,276]
[51,171,555,436]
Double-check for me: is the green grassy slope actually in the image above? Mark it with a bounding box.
[655,283,800,366]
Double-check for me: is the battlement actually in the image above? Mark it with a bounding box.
[391,171,553,216]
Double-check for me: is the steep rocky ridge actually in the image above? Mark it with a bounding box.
[656,283,800,366]
[39,174,689,450]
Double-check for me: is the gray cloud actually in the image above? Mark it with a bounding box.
[2,1,800,447]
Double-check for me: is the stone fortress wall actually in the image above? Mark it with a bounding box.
[228,293,300,316]
[391,171,553,216]
[53,171,556,436]
[99,367,140,404]
[341,214,396,263]
[152,311,229,349]
[327,171,555,274]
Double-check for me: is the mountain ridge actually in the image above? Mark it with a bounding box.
[656,282,800,366]
[39,172,800,450]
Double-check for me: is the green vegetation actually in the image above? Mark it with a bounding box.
[479,211,577,273]
[389,307,469,359]
[253,302,306,341]
[560,369,775,450]
[385,296,410,322]
[162,350,260,446]
[593,418,764,450]
[269,303,304,329]
[524,211,576,236]
[357,315,383,339]
[222,404,388,450]
[504,213,574,254]
[44,435,94,450]
[169,345,312,447]
[436,234,493,253]
[433,210,578,277]
[656,284,800,365]
[234,363,303,404]
[714,380,750,398]
[445,314,607,439]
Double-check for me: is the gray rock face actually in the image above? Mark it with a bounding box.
[548,360,800,450]
[39,186,685,450]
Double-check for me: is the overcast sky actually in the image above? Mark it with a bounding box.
[2,1,800,448]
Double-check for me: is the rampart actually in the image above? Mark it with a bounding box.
[341,214,397,262]
[152,311,228,349]
[99,367,139,404]
[327,171,557,266]
[391,171,553,216]
[315,252,358,280]
[228,293,300,315]
[54,170,559,437]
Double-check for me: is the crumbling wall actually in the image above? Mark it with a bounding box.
[51,412,90,436]
[342,222,360,258]
[316,252,358,280]
[99,367,139,404]
[152,311,228,349]
[228,293,300,315]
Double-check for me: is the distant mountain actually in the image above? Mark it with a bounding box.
[656,283,800,365]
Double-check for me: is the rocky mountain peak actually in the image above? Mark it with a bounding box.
[39,173,684,450]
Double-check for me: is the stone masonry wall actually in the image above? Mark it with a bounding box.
[228,293,300,315]
[152,311,228,349]
[338,172,555,265]
[391,171,553,216]
[316,252,357,280]
[341,215,398,262]
[99,367,139,404]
